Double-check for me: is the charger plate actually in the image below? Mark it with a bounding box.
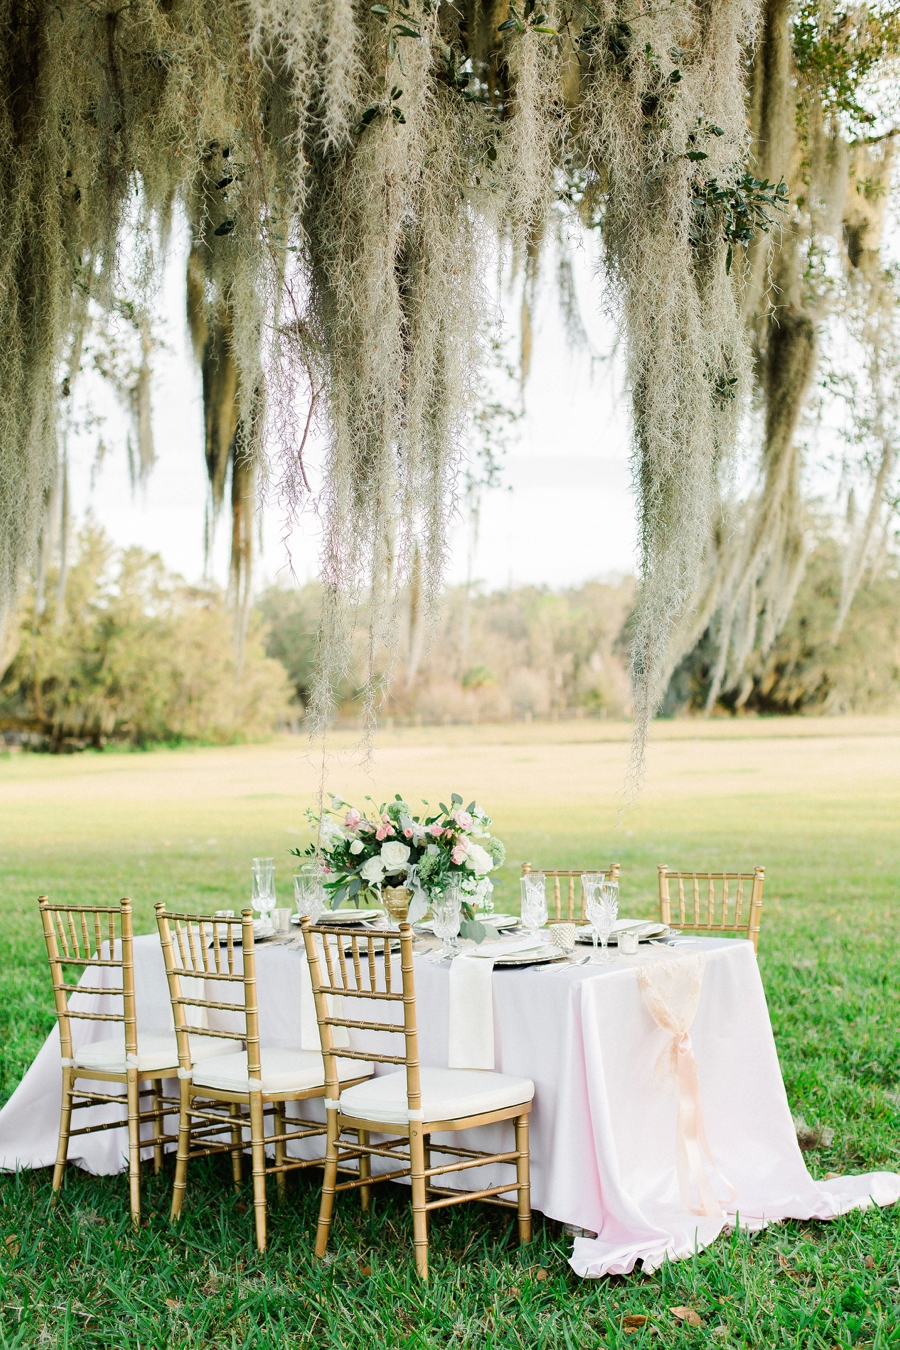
[493,945,567,968]
[290,908,383,926]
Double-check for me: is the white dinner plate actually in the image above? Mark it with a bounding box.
[574,919,671,944]
[416,912,519,935]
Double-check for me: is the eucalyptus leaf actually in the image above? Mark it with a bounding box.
[459,917,486,943]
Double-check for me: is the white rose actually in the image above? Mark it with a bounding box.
[349,839,364,855]
[465,842,494,876]
[380,841,411,872]
[359,855,386,883]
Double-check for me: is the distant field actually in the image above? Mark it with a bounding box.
[1,717,899,1346]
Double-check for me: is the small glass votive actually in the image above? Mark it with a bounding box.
[214,909,235,918]
[272,907,292,934]
[549,923,577,953]
[618,928,639,956]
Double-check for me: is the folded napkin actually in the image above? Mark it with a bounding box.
[448,937,543,1068]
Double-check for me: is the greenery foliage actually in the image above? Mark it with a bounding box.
[259,576,635,723]
[0,529,293,748]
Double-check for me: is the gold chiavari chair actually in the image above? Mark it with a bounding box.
[39,896,193,1227]
[657,866,765,952]
[520,862,621,924]
[301,918,534,1282]
[155,905,374,1252]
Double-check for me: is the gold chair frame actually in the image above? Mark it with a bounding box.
[39,896,176,1228]
[301,918,532,1282]
[521,862,621,923]
[155,904,372,1252]
[657,866,765,952]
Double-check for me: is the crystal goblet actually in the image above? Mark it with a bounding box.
[430,886,462,961]
[520,873,548,940]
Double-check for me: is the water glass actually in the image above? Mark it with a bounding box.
[272,907,292,934]
[585,874,618,964]
[520,873,548,938]
[431,886,462,961]
[251,857,276,919]
[293,865,326,925]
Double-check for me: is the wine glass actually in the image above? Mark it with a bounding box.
[251,857,276,932]
[293,862,326,926]
[430,886,462,961]
[586,874,618,964]
[520,873,548,940]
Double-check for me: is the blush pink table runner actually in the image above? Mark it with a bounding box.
[0,932,896,1277]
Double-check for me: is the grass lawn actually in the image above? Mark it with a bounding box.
[0,717,898,1347]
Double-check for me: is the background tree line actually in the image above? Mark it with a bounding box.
[4,515,897,751]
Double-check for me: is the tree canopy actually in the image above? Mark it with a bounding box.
[0,0,897,767]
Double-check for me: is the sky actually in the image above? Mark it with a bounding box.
[66,222,638,596]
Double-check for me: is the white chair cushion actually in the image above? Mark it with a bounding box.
[337,1066,535,1126]
[74,1032,242,1076]
[191,1048,374,1096]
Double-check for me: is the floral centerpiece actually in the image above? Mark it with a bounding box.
[291,793,506,938]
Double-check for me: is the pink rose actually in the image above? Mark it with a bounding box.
[376,824,394,840]
[429,823,444,838]
[451,843,467,865]
[344,808,361,829]
[452,810,474,831]
[404,827,413,838]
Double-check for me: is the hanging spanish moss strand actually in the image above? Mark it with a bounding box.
[572,0,758,786]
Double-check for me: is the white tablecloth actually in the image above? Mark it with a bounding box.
[1,933,897,1276]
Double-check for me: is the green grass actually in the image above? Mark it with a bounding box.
[0,729,899,1347]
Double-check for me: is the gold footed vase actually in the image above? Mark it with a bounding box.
[382,885,412,922]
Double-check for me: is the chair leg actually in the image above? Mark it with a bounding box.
[229,1103,243,1190]
[170,1079,192,1221]
[409,1123,429,1281]
[315,1110,341,1260]
[126,1068,142,1229]
[515,1114,532,1245]
[357,1128,371,1214]
[52,1067,75,1204]
[150,1079,164,1175]
[274,1106,287,1204]
[249,1091,267,1252]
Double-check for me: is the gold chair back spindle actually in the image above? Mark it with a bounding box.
[658,866,765,951]
[302,920,533,1281]
[521,862,621,923]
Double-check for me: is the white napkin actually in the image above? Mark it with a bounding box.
[447,937,543,1068]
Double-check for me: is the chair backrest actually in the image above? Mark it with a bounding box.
[39,896,136,1065]
[657,866,765,951]
[521,862,621,923]
[155,905,258,1076]
[301,920,418,1113]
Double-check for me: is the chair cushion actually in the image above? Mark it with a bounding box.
[337,1066,535,1126]
[191,1048,374,1096]
[74,1032,242,1076]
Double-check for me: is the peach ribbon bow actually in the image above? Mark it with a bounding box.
[636,951,736,1217]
